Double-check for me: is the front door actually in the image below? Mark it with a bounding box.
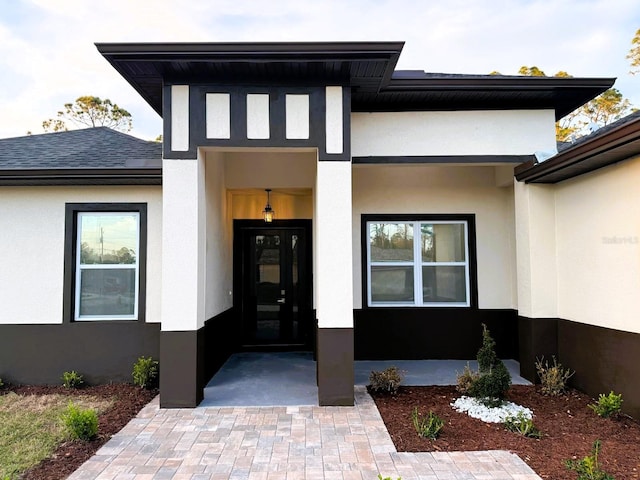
[234,220,312,348]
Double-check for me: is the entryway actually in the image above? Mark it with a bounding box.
[233,220,313,349]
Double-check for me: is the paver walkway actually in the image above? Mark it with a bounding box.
[69,386,541,480]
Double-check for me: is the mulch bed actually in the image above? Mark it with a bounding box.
[1,383,157,480]
[371,385,640,480]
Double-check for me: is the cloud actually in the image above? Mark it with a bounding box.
[0,0,638,139]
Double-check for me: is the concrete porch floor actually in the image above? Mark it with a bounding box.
[201,352,530,407]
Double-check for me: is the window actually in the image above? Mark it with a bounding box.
[64,204,147,322]
[364,215,475,307]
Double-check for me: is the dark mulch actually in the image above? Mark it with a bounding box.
[371,385,640,480]
[1,383,157,480]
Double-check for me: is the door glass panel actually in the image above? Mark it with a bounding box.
[291,234,299,340]
[255,234,280,341]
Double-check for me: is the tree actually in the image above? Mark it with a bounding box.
[518,66,546,77]
[581,88,632,126]
[42,96,132,133]
[628,28,640,75]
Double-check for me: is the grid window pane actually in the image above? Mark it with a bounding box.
[421,223,465,262]
[369,223,414,262]
[79,214,138,265]
[422,266,467,303]
[371,266,414,303]
[79,269,136,316]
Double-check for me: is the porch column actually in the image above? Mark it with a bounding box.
[315,160,354,406]
[160,154,207,407]
[514,180,559,381]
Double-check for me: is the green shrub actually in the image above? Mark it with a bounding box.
[377,475,401,480]
[535,356,574,395]
[63,403,98,441]
[369,366,404,395]
[461,324,511,406]
[565,440,615,480]
[0,378,3,388]
[61,370,84,389]
[503,412,541,439]
[411,407,444,440]
[132,356,159,389]
[477,324,497,373]
[589,391,623,418]
[456,363,479,395]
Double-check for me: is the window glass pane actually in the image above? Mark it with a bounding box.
[422,266,467,303]
[369,223,414,262]
[371,266,414,303]
[79,214,138,265]
[421,223,465,262]
[79,269,136,316]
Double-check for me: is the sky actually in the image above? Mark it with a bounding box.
[0,0,638,141]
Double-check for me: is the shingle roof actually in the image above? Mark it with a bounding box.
[0,127,162,169]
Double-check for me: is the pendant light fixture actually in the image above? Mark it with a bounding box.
[262,189,274,223]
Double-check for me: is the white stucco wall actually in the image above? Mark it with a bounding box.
[161,157,206,331]
[554,156,640,333]
[223,150,316,189]
[204,151,234,319]
[351,110,557,157]
[352,164,517,310]
[0,186,162,325]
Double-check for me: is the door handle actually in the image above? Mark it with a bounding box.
[276,298,285,304]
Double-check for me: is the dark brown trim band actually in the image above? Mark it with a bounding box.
[353,155,533,165]
[317,327,354,406]
[0,168,162,186]
[0,322,159,385]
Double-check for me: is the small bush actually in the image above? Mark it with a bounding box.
[504,412,542,439]
[468,359,512,407]
[369,366,404,395]
[565,440,615,480]
[456,363,479,395]
[589,391,623,418]
[377,475,401,480]
[411,407,444,440]
[132,356,159,389]
[63,403,98,441]
[477,324,498,373]
[61,370,84,389]
[535,356,574,395]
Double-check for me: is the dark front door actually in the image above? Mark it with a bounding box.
[234,220,312,348]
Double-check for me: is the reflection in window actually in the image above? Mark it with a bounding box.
[367,219,470,307]
[76,212,140,320]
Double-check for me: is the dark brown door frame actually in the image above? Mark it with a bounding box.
[233,219,313,350]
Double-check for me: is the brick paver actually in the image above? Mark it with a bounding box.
[68,386,541,480]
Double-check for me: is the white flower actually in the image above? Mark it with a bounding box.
[451,396,533,423]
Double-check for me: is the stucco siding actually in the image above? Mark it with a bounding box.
[0,186,162,325]
[555,155,640,333]
[352,165,517,310]
[351,110,557,157]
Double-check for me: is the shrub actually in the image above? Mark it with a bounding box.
[377,475,401,480]
[477,324,497,373]
[565,440,615,480]
[369,366,404,395]
[535,356,574,395]
[63,403,98,441]
[61,370,84,389]
[456,363,479,395]
[132,356,159,389]
[589,391,623,418]
[0,378,3,388]
[461,324,512,406]
[411,407,444,440]
[503,412,541,439]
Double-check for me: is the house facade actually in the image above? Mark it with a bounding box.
[3,42,637,415]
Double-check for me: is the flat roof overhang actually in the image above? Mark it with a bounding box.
[96,42,614,120]
[515,113,640,183]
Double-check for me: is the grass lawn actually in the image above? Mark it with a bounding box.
[0,392,112,479]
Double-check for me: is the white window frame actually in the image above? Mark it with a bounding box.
[74,212,140,321]
[366,220,470,307]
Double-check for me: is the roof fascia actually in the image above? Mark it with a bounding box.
[0,168,162,186]
[515,116,640,183]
